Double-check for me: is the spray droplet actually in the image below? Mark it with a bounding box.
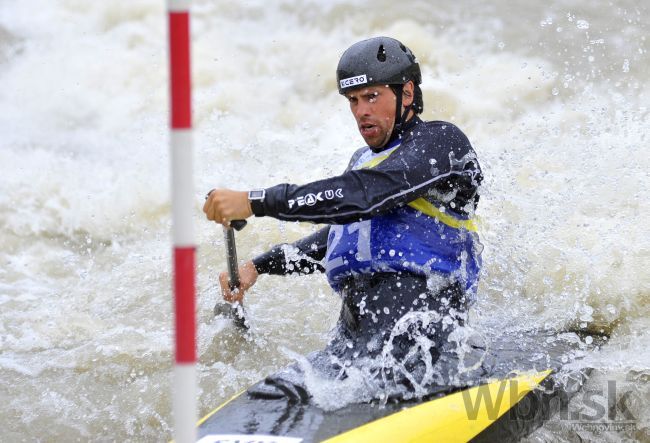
[552,87,559,96]
[576,19,589,30]
[540,17,553,27]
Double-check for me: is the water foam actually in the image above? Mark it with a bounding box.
[1,0,648,440]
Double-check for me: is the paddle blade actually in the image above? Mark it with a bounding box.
[213,301,248,330]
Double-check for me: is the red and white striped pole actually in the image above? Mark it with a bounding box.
[167,1,196,442]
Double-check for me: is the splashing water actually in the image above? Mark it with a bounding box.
[1,0,648,440]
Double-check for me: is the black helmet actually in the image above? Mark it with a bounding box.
[336,36,421,95]
[337,37,424,140]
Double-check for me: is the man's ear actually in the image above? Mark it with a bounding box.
[402,81,415,107]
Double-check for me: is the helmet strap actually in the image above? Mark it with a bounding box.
[389,85,412,142]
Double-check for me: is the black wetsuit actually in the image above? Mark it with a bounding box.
[249,116,482,392]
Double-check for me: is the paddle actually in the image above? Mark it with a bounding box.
[213,219,249,329]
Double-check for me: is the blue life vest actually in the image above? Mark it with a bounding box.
[324,142,481,297]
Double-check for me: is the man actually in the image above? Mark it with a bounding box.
[204,37,482,380]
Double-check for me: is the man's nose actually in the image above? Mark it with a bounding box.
[354,101,371,119]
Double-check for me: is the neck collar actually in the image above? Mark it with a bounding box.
[370,115,421,153]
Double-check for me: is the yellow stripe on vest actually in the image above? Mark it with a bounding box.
[358,147,477,232]
[408,198,477,232]
[324,370,552,443]
[358,151,396,169]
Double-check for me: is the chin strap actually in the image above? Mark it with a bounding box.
[389,85,412,142]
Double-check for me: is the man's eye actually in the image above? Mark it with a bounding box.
[368,93,378,103]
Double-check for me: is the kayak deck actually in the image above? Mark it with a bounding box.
[198,328,600,443]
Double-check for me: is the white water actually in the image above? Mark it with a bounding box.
[0,0,648,440]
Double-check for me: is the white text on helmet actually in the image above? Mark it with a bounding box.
[340,74,367,89]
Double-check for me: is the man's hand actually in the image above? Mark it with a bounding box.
[219,260,259,304]
[203,189,252,227]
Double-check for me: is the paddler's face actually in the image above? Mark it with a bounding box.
[346,85,396,148]
[346,82,414,149]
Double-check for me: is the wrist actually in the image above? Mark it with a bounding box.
[248,189,266,216]
[244,194,253,217]
[244,260,259,278]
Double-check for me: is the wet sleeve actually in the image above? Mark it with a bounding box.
[252,226,329,276]
[254,123,481,224]
[249,148,366,276]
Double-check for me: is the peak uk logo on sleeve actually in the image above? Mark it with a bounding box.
[288,189,343,209]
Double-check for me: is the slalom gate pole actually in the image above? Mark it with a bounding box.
[167,1,195,442]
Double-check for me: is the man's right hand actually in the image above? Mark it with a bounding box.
[219,260,259,304]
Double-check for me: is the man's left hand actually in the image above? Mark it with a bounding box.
[203,189,252,227]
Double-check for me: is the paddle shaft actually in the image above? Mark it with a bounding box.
[223,225,242,290]
[215,220,248,329]
[223,220,247,292]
